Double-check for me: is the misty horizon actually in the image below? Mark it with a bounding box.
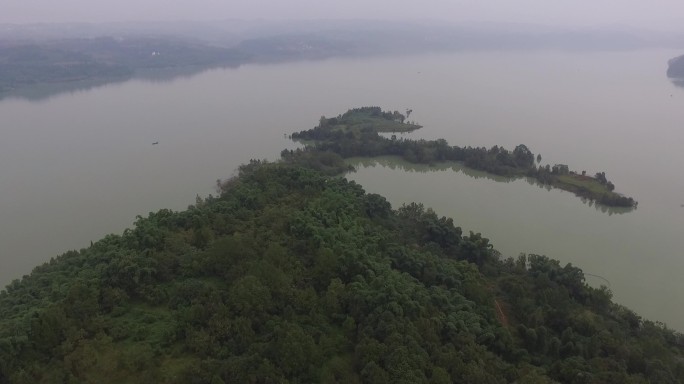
[2,0,684,32]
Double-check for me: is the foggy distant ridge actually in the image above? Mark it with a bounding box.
[3,20,684,99]
[2,20,684,50]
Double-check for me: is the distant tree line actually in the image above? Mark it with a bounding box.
[0,37,246,94]
[292,108,637,207]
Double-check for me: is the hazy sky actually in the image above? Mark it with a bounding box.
[3,0,684,30]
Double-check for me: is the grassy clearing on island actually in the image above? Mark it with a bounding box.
[554,174,612,195]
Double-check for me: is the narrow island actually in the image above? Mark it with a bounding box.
[285,107,637,208]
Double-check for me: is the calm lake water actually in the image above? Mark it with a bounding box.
[1,50,683,329]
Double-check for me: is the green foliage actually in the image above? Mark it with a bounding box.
[292,107,637,207]
[0,159,677,382]
[535,171,637,208]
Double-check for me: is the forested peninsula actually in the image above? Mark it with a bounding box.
[0,108,677,383]
[289,107,637,208]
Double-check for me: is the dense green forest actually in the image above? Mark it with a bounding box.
[0,118,680,381]
[289,107,637,208]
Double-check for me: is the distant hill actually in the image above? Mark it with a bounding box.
[667,54,684,78]
[4,20,684,99]
[0,37,247,95]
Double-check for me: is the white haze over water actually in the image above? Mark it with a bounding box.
[2,0,684,31]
